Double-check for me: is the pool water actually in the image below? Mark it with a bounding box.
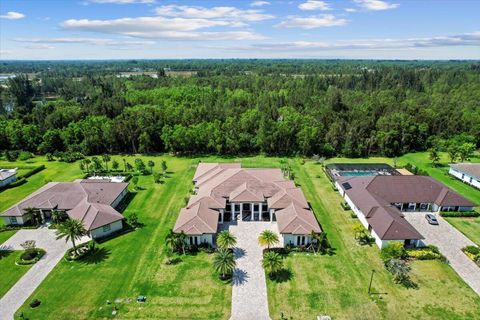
[339,171,378,176]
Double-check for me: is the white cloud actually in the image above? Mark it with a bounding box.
[14,37,156,47]
[60,16,265,40]
[223,32,480,52]
[154,5,274,22]
[298,1,331,11]
[276,14,346,29]
[354,0,399,11]
[345,8,357,12]
[0,11,25,20]
[250,1,270,7]
[88,0,155,4]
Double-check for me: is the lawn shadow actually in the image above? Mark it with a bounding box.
[167,257,182,265]
[401,278,419,290]
[269,268,293,283]
[231,268,249,286]
[0,250,12,259]
[80,247,111,265]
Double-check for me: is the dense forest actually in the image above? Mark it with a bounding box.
[0,60,479,159]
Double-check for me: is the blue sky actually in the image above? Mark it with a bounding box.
[0,0,479,60]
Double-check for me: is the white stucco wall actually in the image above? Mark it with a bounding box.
[282,234,313,246]
[90,220,123,239]
[449,167,480,189]
[3,216,24,225]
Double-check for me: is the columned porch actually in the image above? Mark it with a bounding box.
[219,202,275,223]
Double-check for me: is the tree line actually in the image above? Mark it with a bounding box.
[0,60,479,158]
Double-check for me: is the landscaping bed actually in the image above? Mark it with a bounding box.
[64,242,93,261]
[16,248,46,265]
[462,246,480,267]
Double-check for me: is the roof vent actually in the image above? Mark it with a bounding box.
[342,182,352,190]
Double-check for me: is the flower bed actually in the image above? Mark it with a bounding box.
[64,242,93,261]
[462,246,480,267]
[406,245,446,262]
[16,248,46,265]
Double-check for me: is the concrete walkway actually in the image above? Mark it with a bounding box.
[0,226,90,320]
[404,212,480,296]
[226,221,281,320]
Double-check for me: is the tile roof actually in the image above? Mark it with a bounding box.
[175,163,321,235]
[337,175,476,240]
[450,163,480,180]
[1,181,128,231]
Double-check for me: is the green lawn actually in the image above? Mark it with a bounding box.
[0,251,32,298]
[266,160,480,320]
[14,156,231,319]
[445,217,480,246]
[1,154,479,319]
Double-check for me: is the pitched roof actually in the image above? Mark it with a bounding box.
[175,163,321,235]
[1,181,128,231]
[275,202,322,234]
[337,175,476,240]
[450,163,480,180]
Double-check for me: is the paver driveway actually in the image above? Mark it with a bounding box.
[404,212,480,296]
[0,226,90,320]
[226,221,281,320]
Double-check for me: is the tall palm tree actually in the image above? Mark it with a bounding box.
[216,230,237,249]
[213,248,236,279]
[262,251,283,277]
[258,230,279,250]
[24,207,41,226]
[56,219,87,256]
[177,231,187,255]
[165,229,178,252]
[102,154,111,172]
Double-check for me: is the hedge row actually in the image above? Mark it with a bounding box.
[440,211,480,218]
[406,245,447,262]
[18,165,45,179]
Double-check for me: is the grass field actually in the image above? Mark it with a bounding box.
[1,153,479,319]
[445,217,480,246]
[0,251,32,298]
[266,159,480,320]
[8,156,230,319]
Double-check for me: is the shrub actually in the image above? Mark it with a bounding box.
[380,243,407,262]
[16,248,46,265]
[341,201,350,210]
[385,258,412,285]
[30,299,41,308]
[440,211,480,218]
[19,151,33,160]
[463,246,480,255]
[64,242,92,261]
[406,247,442,260]
[4,150,19,162]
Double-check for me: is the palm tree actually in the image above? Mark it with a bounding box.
[148,160,155,174]
[56,219,87,256]
[262,251,283,277]
[102,154,111,172]
[216,230,237,249]
[24,207,41,226]
[165,229,178,252]
[258,230,279,250]
[177,231,187,255]
[213,248,236,279]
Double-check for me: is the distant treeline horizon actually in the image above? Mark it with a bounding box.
[0,60,479,159]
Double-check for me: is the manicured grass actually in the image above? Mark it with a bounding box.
[0,251,32,298]
[445,217,480,246]
[266,160,480,320]
[14,156,231,319]
[0,230,17,245]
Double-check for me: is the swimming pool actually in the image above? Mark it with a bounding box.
[339,171,378,176]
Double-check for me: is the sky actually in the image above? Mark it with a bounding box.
[0,0,479,60]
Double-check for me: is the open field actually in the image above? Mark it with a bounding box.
[5,156,230,319]
[0,251,32,299]
[445,217,480,246]
[0,153,479,319]
[266,159,480,320]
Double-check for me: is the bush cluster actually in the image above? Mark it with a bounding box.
[340,201,351,210]
[64,242,93,261]
[406,245,445,261]
[462,246,480,267]
[16,248,46,265]
[403,163,429,176]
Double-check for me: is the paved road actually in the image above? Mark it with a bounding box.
[0,226,90,320]
[226,221,281,320]
[404,212,480,296]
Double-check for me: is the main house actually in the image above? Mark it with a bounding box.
[174,163,321,247]
[1,180,129,239]
[335,175,475,248]
[449,163,480,189]
[0,168,17,188]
